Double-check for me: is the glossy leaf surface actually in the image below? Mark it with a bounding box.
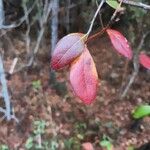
[100,140,113,150]
[70,47,98,105]
[106,0,119,9]
[107,29,132,60]
[51,33,86,70]
[139,52,150,69]
[132,105,150,119]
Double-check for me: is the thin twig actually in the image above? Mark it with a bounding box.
[109,0,123,24]
[118,0,150,10]
[86,0,105,36]
[22,2,31,54]
[13,2,53,73]
[51,0,59,52]
[0,57,18,122]
[120,56,139,98]
[48,104,57,137]
[9,58,18,74]
[3,2,82,74]
[120,59,129,92]
[34,2,52,55]
[0,0,18,122]
[86,0,123,42]
[66,0,70,32]
[0,54,11,120]
[0,0,37,29]
[0,0,4,25]
[121,31,150,98]
[96,0,104,28]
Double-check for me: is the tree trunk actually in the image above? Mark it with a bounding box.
[66,0,70,33]
[51,0,59,53]
[0,0,4,27]
[0,0,12,121]
[50,0,67,97]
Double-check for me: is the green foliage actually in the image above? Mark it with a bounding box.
[52,81,67,97]
[25,118,88,149]
[22,0,30,6]
[33,120,46,135]
[64,138,74,150]
[25,120,47,150]
[50,71,67,97]
[127,146,135,150]
[25,137,34,149]
[118,0,150,52]
[48,141,58,150]
[74,122,87,140]
[63,122,87,150]
[64,137,81,150]
[0,145,9,150]
[25,120,59,150]
[128,7,147,21]
[100,135,113,150]
[106,0,119,9]
[132,105,150,119]
[74,122,87,132]
[32,80,42,90]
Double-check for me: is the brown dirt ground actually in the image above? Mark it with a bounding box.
[0,34,150,150]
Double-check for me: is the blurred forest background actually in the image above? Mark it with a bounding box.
[0,0,150,149]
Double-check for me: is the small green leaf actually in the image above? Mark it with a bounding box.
[0,145,9,150]
[127,146,135,150]
[64,138,74,149]
[50,141,59,150]
[25,137,34,149]
[106,0,119,9]
[32,80,41,90]
[132,105,150,119]
[100,140,113,150]
[77,134,84,140]
[33,120,46,135]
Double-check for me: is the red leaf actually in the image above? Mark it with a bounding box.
[70,47,98,104]
[82,142,94,150]
[139,52,150,69]
[106,29,132,60]
[51,33,86,70]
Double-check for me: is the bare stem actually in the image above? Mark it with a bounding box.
[119,0,150,10]
[0,0,4,25]
[9,58,18,74]
[96,0,104,28]
[0,0,37,29]
[22,2,31,54]
[86,0,123,43]
[13,2,53,73]
[86,0,105,36]
[109,0,123,24]
[0,54,11,121]
[121,31,150,98]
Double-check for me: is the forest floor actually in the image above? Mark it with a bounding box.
[0,34,150,150]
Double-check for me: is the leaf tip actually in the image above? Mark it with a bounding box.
[106,29,133,60]
[139,52,150,70]
[70,47,98,105]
